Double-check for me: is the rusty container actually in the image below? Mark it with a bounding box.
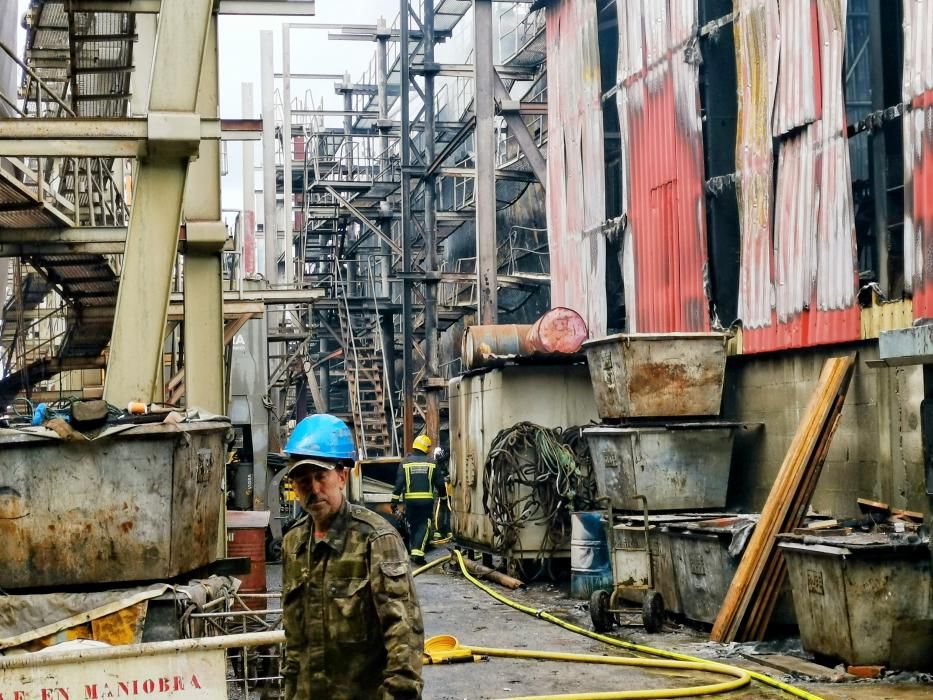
[227,510,269,612]
[463,307,589,369]
[778,534,933,669]
[226,510,270,592]
[584,423,737,511]
[582,332,728,419]
[0,420,230,590]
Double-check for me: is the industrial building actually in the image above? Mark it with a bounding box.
[0,0,931,697]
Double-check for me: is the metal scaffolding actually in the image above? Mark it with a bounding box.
[264,0,550,456]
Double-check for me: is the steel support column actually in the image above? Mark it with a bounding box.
[399,0,415,452]
[260,31,277,285]
[422,0,441,442]
[104,0,214,407]
[867,0,890,293]
[260,30,282,444]
[376,20,393,298]
[242,82,256,276]
[183,17,225,414]
[283,27,294,285]
[474,0,498,324]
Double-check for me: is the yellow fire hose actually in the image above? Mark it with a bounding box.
[412,551,824,700]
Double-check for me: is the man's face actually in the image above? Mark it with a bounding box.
[290,464,348,526]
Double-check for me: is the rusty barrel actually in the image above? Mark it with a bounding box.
[226,510,270,610]
[463,307,588,369]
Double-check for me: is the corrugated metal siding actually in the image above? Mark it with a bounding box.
[545,0,607,336]
[737,0,861,353]
[903,0,933,320]
[735,0,778,331]
[616,0,710,333]
[772,0,822,136]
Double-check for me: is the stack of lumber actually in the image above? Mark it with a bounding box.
[711,354,856,643]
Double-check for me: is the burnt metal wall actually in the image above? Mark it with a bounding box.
[615,0,710,333]
[544,0,608,336]
[734,0,862,353]
[904,0,933,321]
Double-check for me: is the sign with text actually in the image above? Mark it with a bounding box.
[0,647,227,700]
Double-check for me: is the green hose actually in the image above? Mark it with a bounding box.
[421,550,824,700]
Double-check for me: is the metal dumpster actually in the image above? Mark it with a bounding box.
[612,513,732,615]
[778,532,933,669]
[584,423,738,511]
[0,420,231,590]
[666,516,757,624]
[581,333,728,419]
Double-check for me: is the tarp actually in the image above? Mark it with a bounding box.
[0,576,240,652]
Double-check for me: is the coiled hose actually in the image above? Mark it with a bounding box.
[413,552,824,700]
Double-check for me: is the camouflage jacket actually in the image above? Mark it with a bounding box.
[281,500,424,700]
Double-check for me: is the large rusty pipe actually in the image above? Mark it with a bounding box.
[462,307,588,370]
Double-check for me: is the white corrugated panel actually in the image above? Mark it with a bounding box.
[735,0,779,329]
[902,0,933,309]
[545,0,607,336]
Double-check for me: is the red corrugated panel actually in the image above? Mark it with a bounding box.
[616,0,709,333]
[903,0,933,321]
[545,0,607,336]
[736,0,860,353]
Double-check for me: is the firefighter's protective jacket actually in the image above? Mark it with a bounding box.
[392,452,445,503]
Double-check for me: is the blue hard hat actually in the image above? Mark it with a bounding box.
[284,414,356,462]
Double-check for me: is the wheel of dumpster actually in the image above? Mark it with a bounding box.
[590,589,614,633]
[641,589,665,633]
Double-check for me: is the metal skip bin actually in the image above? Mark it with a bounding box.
[0,420,231,590]
[584,424,738,511]
[778,534,933,669]
[581,333,728,420]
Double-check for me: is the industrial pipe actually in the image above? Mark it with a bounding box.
[462,307,588,369]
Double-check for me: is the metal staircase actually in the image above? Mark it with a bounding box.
[335,266,395,458]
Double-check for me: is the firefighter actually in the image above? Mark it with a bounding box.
[392,434,445,565]
[281,414,424,699]
[431,446,453,544]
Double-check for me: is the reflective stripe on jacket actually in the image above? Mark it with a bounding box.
[392,452,444,502]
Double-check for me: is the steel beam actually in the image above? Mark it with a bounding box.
[183,16,226,414]
[399,0,415,452]
[283,26,294,286]
[0,118,223,158]
[411,63,537,80]
[422,0,440,443]
[242,84,257,277]
[494,74,547,187]
[104,0,214,407]
[69,1,316,14]
[321,184,402,256]
[474,0,498,324]
[260,31,277,285]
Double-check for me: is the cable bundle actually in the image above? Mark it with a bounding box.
[482,422,598,559]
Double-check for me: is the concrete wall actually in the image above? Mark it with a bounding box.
[722,341,926,518]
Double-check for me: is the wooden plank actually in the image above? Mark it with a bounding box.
[744,388,848,640]
[711,354,856,643]
[742,654,847,682]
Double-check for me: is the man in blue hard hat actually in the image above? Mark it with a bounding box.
[392,434,446,565]
[280,413,424,700]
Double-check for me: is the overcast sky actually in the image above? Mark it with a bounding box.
[217,0,400,219]
[13,0,400,222]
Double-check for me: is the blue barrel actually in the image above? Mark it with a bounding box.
[570,511,613,599]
